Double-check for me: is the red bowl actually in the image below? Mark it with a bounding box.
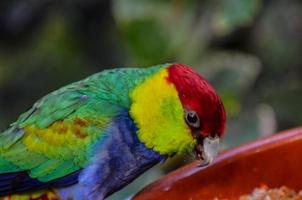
[133,127,302,200]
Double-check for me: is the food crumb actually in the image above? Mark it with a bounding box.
[239,186,302,200]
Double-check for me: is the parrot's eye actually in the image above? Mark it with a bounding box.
[185,110,200,128]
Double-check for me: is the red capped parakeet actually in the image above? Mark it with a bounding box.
[0,63,226,199]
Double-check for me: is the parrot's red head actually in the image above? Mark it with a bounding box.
[130,63,226,166]
[167,64,226,166]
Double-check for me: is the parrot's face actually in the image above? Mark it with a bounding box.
[130,64,226,166]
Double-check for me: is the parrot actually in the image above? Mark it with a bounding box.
[0,63,226,200]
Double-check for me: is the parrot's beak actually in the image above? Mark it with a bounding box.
[194,136,220,167]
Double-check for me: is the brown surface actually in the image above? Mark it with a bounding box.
[133,127,302,200]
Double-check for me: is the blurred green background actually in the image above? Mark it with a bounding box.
[0,0,301,199]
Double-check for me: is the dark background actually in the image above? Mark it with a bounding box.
[0,0,301,199]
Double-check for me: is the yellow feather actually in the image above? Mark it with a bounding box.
[130,68,195,155]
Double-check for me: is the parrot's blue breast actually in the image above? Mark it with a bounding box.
[58,110,166,199]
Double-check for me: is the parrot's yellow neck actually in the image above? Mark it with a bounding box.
[129,68,195,155]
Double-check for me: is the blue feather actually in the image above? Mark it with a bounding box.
[0,170,81,196]
[76,110,165,199]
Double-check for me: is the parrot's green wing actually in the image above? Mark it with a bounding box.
[0,77,122,183]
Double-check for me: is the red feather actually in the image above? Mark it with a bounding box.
[167,63,226,137]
